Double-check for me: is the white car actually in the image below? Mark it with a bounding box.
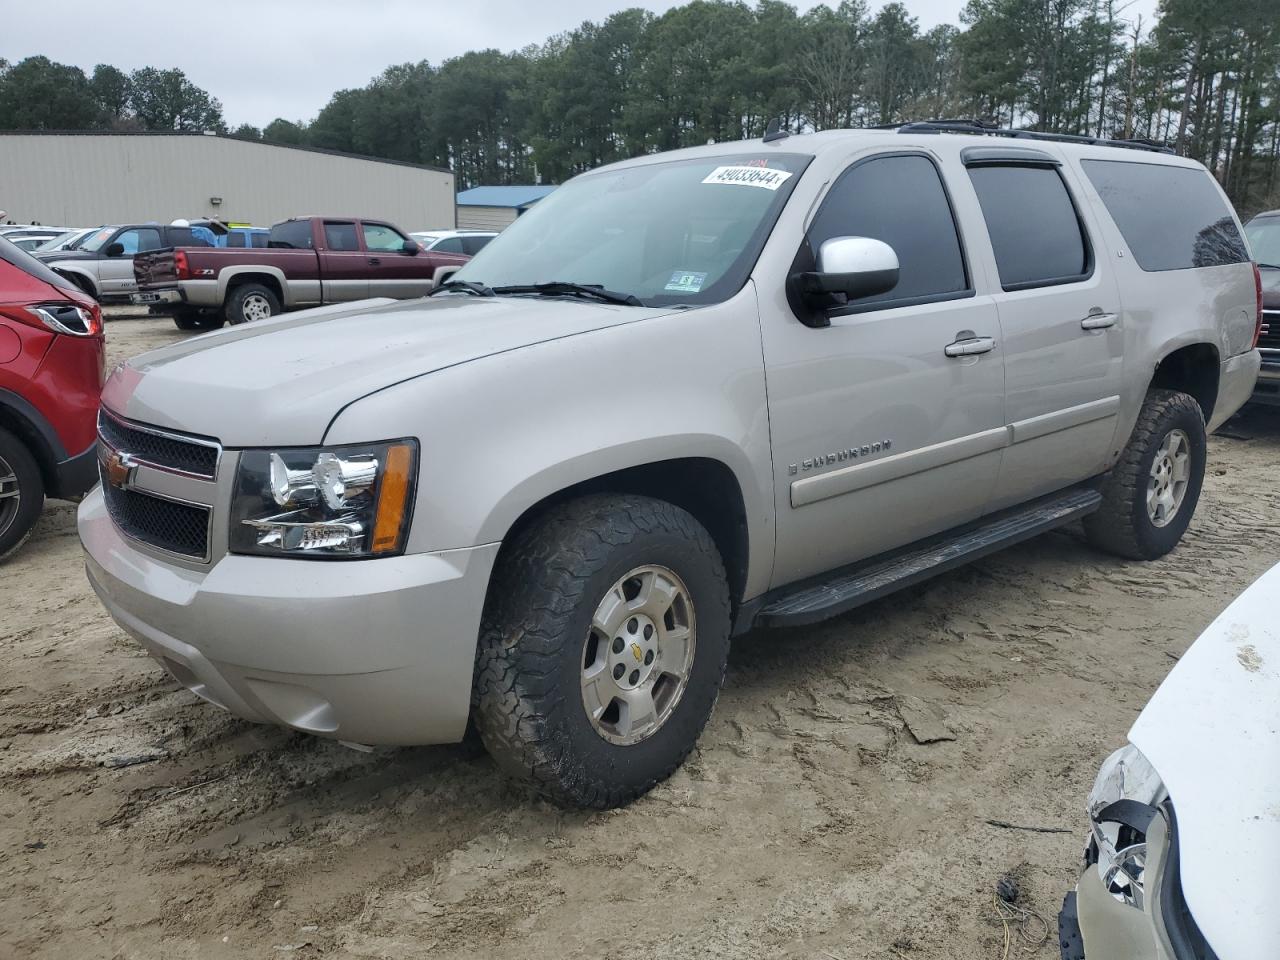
[1060,563,1280,960]
[409,229,497,256]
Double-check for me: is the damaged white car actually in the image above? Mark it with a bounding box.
[1058,564,1280,960]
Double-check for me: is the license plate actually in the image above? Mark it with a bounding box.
[133,293,162,303]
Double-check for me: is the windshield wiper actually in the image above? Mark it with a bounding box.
[1257,262,1280,270]
[491,281,643,306]
[428,279,494,297]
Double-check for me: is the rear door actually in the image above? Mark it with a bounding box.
[763,150,1007,585]
[961,153,1124,512]
[360,221,431,298]
[98,226,163,296]
[317,220,369,302]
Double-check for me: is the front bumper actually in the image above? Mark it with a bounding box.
[1249,353,1280,407]
[79,485,499,745]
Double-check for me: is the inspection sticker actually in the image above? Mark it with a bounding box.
[665,270,708,293]
[701,165,794,190]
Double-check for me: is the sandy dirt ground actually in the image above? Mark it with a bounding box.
[2,308,1277,960]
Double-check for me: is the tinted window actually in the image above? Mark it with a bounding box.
[462,235,493,255]
[1082,160,1248,271]
[323,222,359,251]
[251,232,269,248]
[1245,216,1280,266]
[0,235,80,293]
[268,220,314,249]
[433,237,466,254]
[226,232,247,248]
[968,165,1089,289]
[115,228,163,255]
[809,154,968,306]
[362,223,406,251]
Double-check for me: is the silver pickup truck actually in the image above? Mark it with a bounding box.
[79,125,1261,808]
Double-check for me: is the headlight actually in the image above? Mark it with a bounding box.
[1086,744,1165,910]
[230,440,417,558]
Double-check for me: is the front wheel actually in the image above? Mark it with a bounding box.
[472,494,731,808]
[225,283,280,325]
[1084,389,1207,560]
[0,427,45,563]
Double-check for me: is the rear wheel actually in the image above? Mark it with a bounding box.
[472,494,731,808]
[225,284,280,325]
[1084,389,1206,560]
[0,427,45,563]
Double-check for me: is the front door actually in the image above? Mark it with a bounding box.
[317,221,370,302]
[962,159,1125,512]
[98,226,162,296]
[762,151,1006,587]
[361,221,432,298]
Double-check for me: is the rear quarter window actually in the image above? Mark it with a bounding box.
[1081,160,1248,271]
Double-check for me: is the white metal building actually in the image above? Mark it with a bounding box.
[0,132,456,230]
[455,185,557,230]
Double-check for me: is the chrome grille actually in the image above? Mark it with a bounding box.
[99,469,211,560]
[98,410,219,479]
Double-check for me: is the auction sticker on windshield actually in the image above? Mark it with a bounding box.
[702,165,794,190]
[665,270,708,293]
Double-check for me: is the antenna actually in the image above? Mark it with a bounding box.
[763,118,790,144]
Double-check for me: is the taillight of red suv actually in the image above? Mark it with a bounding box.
[0,301,103,337]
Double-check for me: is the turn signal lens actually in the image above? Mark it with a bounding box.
[372,443,414,554]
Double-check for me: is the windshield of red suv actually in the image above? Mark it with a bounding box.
[450,153,811,306]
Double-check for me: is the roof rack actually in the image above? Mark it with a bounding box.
[885,119,1174,154]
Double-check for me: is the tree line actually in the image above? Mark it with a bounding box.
[2,0,1277,213]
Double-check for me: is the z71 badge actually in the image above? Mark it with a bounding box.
[788,440,892,476]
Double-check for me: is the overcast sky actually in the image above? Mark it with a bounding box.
[6,0,1160,129]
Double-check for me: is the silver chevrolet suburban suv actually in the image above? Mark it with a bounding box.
[79,125,1262,808]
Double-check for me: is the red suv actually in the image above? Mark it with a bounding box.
[0,236,105,560]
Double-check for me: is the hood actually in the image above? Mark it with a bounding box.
[37,249,96,264]
[102,295,675,446]
[1128,562,1280,960]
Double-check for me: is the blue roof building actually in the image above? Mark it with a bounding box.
[456,185,556,230]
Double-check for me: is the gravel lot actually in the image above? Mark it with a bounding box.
[3,309,1276,960]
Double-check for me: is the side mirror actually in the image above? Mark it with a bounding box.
[799,236,899,303]
[104,242,125,258]
[401,239,419,255]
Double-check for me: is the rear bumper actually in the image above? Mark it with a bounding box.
[1208,349,1261,430]
[52,441,98,499]
[131,281,219,308]
[1249,353,1280,407]
[79,486,499,745]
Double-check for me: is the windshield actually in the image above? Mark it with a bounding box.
[1245,216,1280,266]
[79,226,119,253]
[35,231,76,251]
[451,153,811,306]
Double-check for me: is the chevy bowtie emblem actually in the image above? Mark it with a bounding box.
[105,450,138,490]
[631,642,643,662]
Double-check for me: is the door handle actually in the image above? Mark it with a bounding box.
[1081,312,1116,330]
[944,336,996,358]
[368,257,381,265]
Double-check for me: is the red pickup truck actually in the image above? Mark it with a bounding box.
[132,217,471,330]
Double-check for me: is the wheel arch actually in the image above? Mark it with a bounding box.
[492,455,753,613]
[0,389,63,493]
[1149,341,1220,424]
[52,265,98,300]
[219,268,287,308]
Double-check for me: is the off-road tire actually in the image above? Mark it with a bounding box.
[172,307,224,331]
[472,494,731,809]
[225,283,280,325]
[1084,389,1206,560]
[0,427,45,563]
